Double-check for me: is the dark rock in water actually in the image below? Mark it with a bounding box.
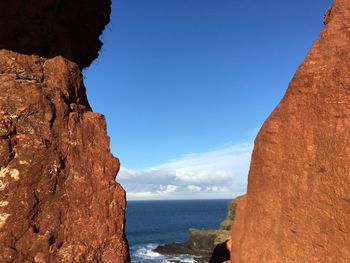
[154,242,192,255]
[187,196,239,252]
[231,0,350,262]
[188,228,223,252]
[154,242,211,263]
[154,198,240,262]
[0,0,111,69]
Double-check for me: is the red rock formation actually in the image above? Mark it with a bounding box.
[0,50,129,262]
[0,1,129,262]
[0,0,111,69]
[231,1,350,262]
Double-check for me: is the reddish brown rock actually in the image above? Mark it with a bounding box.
[231,1,350,262]
[0,0,111,69]
[0,50,129,262]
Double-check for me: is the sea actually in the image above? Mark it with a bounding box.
[126,199,230,263]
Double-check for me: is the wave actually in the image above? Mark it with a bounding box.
[135,244,162,259]
[131,243,199,263]
[165,256,197,263]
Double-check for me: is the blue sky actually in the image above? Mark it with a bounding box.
[84,0,332,200]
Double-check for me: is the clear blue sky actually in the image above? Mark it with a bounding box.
[84,1,332,199]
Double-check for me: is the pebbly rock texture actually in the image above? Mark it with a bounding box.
[231,1,350,262]
[0,0,111,69]
[0,50,129,262]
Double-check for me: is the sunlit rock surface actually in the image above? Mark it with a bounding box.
[231,1,350,262]
[0,50,129,262]
[0,0,129,262]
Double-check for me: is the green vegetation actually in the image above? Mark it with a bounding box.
[187,195,243,251]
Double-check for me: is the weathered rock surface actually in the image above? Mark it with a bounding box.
[0,50,129,262]
[0,0,111,69]
[231,1,350,262]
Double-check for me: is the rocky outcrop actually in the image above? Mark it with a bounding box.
[0,0,111,69]
[188,228,222,253]
[0,1,129,262]
[231,1,350,262]
[188,197,239,250]
[0,50,129,262]
[219,199,238,232]
[155,198,240,261]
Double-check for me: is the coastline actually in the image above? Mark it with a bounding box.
[152,197,241,261]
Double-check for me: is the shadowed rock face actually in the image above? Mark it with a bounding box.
[0,0,111,69]
[0,50,129,262]
[231,1,350,262]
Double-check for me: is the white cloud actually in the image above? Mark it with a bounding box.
[186,185,201,192]
[117,142,253,200]
[157,184,178,195]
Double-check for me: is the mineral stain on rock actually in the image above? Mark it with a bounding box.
[0,1,129,262]
[231,0,350,262]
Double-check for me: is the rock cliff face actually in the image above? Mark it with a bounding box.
[231,1,350,262]
[0,1,129,263]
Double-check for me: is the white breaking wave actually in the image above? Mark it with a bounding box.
[135,244,162,258]
[132,243,198,263]
[165,256,197,263]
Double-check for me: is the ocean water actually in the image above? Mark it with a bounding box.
[126,199,230,263]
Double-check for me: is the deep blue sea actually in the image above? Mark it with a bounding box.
[126,199,230,263]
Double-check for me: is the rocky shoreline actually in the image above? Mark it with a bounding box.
[154,197,241,262]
